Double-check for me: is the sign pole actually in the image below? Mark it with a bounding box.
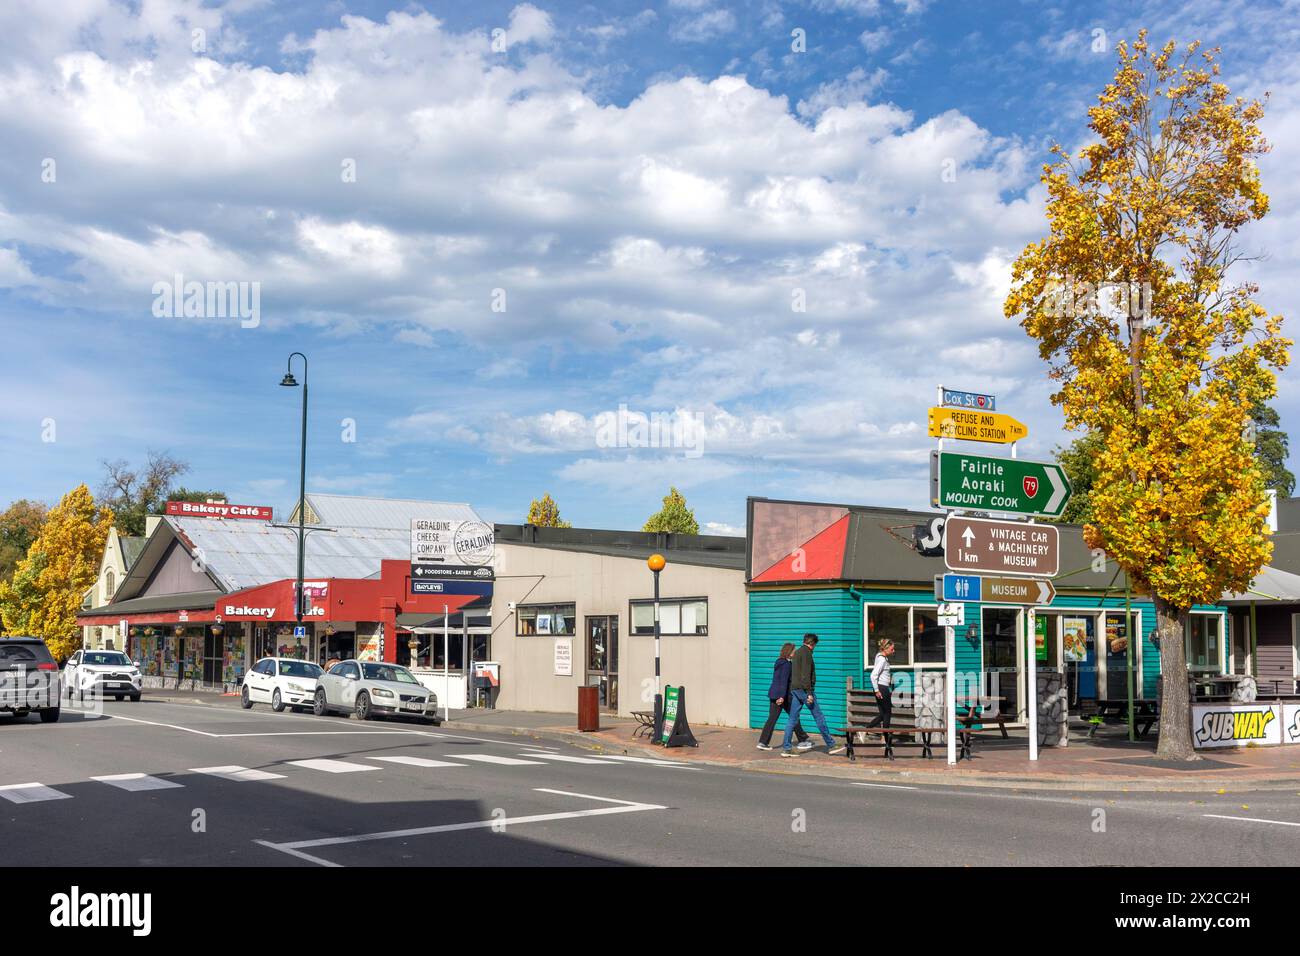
[946,625,956,765]
[648,554,666,742]
[443,604,450,721]
[1027,608,1038,760]
[1126,586,1136,742]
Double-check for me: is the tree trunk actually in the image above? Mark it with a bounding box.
[1154,595,1197,759]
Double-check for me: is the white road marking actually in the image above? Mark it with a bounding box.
[456,754,545,766]
[594,754,693,768]
[852,782,919,791]
[92,773,184,792]
[254,788,667,866]
[288,759,379,774]
[0,783,73,804]
[1204,814,1300,828]
[371,756,467,768]
[191,765,286,782]
[518,752,610,765]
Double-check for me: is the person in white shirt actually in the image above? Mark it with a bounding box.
[867,638,895,728]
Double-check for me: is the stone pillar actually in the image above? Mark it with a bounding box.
[1037,671,1068,747]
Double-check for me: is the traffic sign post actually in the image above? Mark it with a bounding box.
[931,451,1072,517]
[934,573,1055,605]
[939,387,996,412]
[944,515,1060,578]
[927,407,1028,444]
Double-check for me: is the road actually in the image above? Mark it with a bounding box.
[2,698,1298,866]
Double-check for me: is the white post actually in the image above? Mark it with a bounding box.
[1027,608,1039,761]
[443,604,450,721]
[946,625,957,765]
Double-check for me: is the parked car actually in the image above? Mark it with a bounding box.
[313,659,440,724]
[0,637,61,722]
[241,657,323,712]
[63,649,142,701]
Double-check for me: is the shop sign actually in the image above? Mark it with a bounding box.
[554,638,572,677]
[411,564,495,581]
[943,515,1059,577]
[1191,703,1282,748]
[410,579,493,597]
[165,501,272,521]
[936,603,964,626]
[1285,704,1300,744]
[410,519,495,569]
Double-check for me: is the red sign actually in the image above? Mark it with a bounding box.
[165,501,273,521]
[1023,476,1038,498]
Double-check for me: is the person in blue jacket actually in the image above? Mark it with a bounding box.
[756,642,812,751]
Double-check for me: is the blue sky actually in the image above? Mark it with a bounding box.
[1,0,1298,534]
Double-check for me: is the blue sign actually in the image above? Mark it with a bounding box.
[940,388,995,412]
[937,573,982,602]
[410,579,494,597]
[293,625,307,637]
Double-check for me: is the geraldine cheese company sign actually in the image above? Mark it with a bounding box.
[165,501,273,520]
[1191,702,1300,749]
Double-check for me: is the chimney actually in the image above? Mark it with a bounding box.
[1267,489,1279,533]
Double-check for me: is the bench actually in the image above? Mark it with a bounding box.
[630,710,655,738]
[841,683,1008,761]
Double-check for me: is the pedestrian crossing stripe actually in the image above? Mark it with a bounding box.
[91,773,183,792]
[190,765,286,782]
[287,759,379,774]
[518,752,610,765]
[0,782,72,803]
[456,754,546,766]
[371,756,466,768]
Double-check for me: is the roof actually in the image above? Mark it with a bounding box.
[78,590,219,618]
[494,523,746,571]
[1221,565,1300,604]
[295,493,481,531]
[120,536,147,569]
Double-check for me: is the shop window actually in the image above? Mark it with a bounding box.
[865,604,948,668]
[517,603,577,636]
[1186,614,1222,673]
[629,598,708,636]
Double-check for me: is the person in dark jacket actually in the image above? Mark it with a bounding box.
[781,633,844,756]
[757,643,812,751]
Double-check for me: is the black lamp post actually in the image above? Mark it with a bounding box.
[280,353,308,622]
[648,553,666,741]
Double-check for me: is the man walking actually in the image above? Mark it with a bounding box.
[782,634,844,756]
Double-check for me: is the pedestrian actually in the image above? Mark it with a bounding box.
[781,634,845,756]
[757,642,813,751]
[867,638,896,728]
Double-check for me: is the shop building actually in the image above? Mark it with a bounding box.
[75,495,491,691]
[488,524,749,727]
[79,526,148,651]
[745,497,1228,735]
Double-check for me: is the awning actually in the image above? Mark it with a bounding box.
[76,591,221,623]
[1220,565,1300,604]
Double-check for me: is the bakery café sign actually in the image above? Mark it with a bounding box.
[166,501,273,521]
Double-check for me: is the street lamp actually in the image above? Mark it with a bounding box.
[280,353,308,623]
[648,553,666,741]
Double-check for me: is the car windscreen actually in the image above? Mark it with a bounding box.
[279,661,322,678]
[83,652,130,666]
[0,642,55,667]
[361,663,419,684]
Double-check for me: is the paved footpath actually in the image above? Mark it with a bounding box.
[4,695,1299,866]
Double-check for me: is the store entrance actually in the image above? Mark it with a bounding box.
[202,629,223,688]
[585,616,619,711]
[982,607,1023,720]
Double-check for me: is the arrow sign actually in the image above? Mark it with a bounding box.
[943,515,1060,578]
[931,451,1072,518]
[927,407,1029,444]
[980,576,1056,605]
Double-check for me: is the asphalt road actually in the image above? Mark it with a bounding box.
[2,698,1298,866]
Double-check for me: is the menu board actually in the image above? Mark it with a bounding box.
[1063,617,1088,662]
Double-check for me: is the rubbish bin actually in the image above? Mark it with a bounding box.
[577,685,600,732]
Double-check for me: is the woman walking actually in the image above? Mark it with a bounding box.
[867,638,895,728]
[757,642,812,751]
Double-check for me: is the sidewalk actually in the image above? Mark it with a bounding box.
[136,690,1300,792]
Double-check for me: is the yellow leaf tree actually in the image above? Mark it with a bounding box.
[1004,34,1289,758]
[526,492,572,528]
[0,485,113,659]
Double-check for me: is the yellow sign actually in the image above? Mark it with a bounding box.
[927,407,1028,444]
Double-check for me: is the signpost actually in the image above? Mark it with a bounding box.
[927,407,1028,444]
[939,387,996,412]
[936,603,965,626]
[943,515,1060,578]
[935,573,1055,605]
[931,451,1072,517]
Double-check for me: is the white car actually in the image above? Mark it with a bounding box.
[241,657,324,712]
[313,659,440,724]
[64,649,142,701]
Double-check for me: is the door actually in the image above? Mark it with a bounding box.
[585,616,619,711]
[203,629,223,687]
[981,607,1022,720]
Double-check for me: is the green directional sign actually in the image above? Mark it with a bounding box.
[930,451,1072,517]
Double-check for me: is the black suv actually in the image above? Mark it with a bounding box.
[0,637,61,723]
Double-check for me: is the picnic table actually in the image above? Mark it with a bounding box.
[1087,698,1159,738]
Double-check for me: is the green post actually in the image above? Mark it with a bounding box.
[1125,586,1135,742]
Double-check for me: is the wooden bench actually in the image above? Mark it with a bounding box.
[630,710,655,738]
[841,683,1009,760]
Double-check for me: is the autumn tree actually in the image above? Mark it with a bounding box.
[0,499,47,584]
[0,485,113,657]
[97,451,190,536]
[526,493,572,528]
[1004,34,1289,758]
[643,487,700,535]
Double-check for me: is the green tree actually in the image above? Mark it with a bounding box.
[168,488,230,508]
[643,487,700,535]
[526,493,572,528]
[0,551,47,636]
[1249,401,1295,496]
[0,499,47,584]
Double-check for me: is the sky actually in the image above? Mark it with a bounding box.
[1,0,1299,536]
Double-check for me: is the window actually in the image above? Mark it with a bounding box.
[629,598,709,636]
[517,603,576,636]
[105,570,115,600]
[1186,614,1223,673]
[865,604,946,668]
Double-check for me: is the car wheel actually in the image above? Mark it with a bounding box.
[130,693,141,702]
[114,694,123,701]
[354,692,371,721]
[313,688,328,717]
[271,688,285,712]
[240,685,253,709]
[39,708,60,724]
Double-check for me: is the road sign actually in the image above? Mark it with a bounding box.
[940,387,995,412]
[944,515,1060,578]
[927,407,1028,444]
[936,573,982,602]
[937,602,965,626]
[931,451,1072,517]
[981,576,1055,605]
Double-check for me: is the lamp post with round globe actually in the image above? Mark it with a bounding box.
[648,553,666,741]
